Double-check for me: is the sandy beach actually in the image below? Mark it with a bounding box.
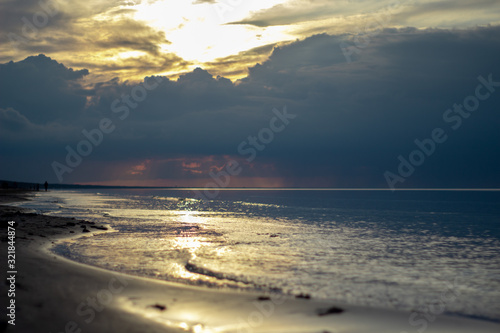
[1,190,499,333]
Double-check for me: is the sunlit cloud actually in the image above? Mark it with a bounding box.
[127,159,151,175]
[2,0,498,83]
[230,0,500,36]
[202,42,283,80]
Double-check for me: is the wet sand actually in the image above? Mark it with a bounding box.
[1,190,499,333]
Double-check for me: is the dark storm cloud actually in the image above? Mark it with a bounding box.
[0,107,34,133]
[1,26,500,187]
[0,54,89,124]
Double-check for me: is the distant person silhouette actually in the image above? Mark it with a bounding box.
[44,181,48,192]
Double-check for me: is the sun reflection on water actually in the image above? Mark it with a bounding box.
[48,190,500,321]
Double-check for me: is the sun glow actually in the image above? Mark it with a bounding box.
[115,50,147,60]
[129,0,291,63]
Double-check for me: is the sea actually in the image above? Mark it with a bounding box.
[15,188,500,322]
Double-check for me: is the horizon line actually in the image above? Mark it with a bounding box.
[2,180,499,191]
[61,186,500,191]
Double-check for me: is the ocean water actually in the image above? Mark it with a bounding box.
[17,189,500,321]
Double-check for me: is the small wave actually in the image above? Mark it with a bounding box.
[185,262,240,283]
[184,261,285,294]
[184,262,255,286]
[234,201,284,209]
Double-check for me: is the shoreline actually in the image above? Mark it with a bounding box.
[1,191,499,332]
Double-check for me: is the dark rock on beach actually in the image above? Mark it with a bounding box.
[317,306,344,316]
[149,304,167,311]
[91,225,108,230]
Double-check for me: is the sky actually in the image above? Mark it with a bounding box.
[1,0,500,188]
